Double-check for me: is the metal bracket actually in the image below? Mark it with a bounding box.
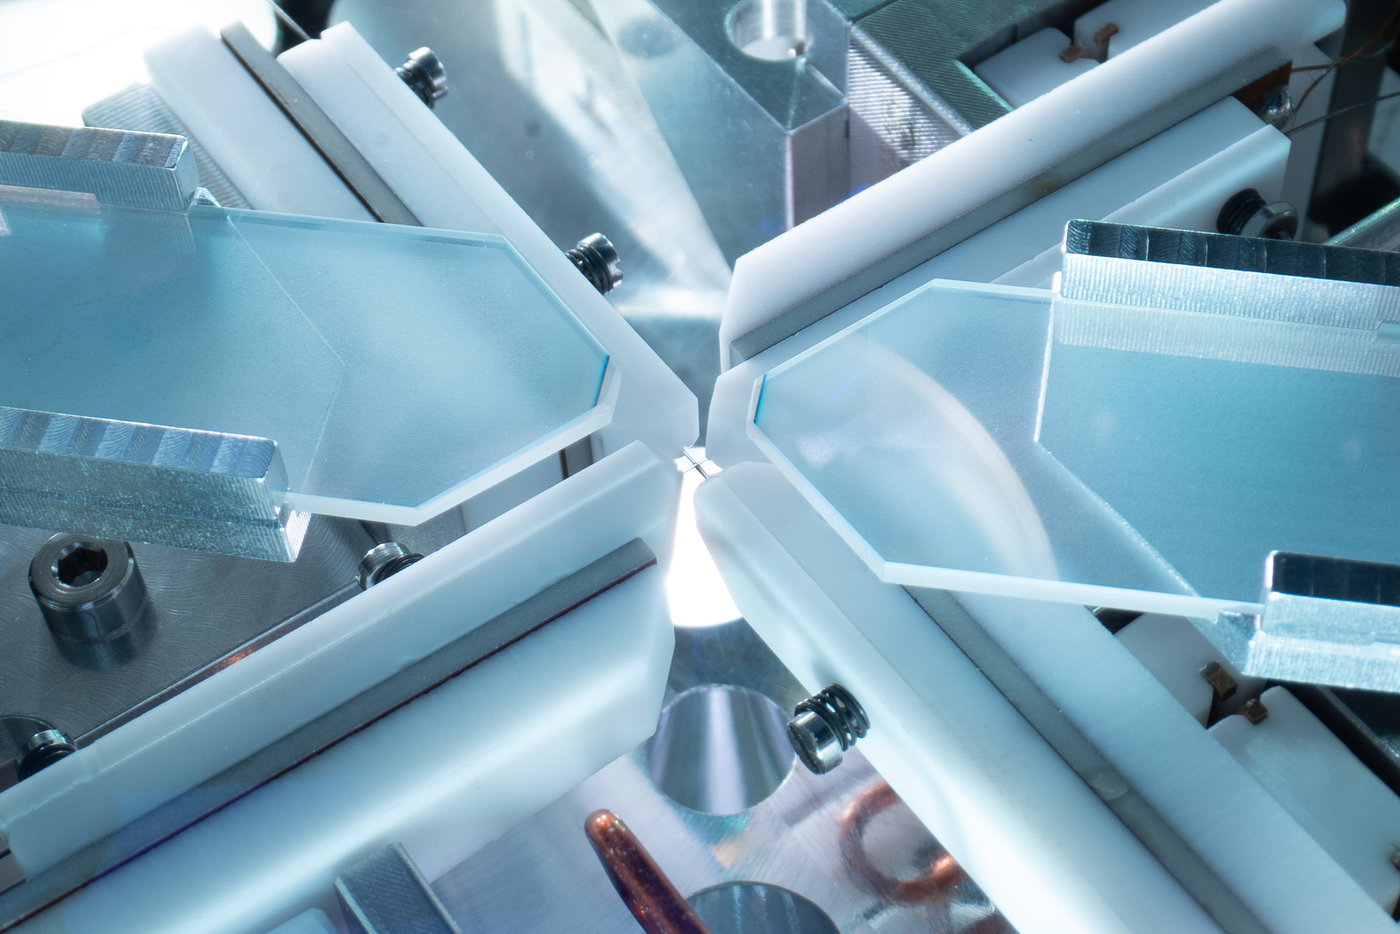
[1213,552,1400,692]
[0,120,198,212]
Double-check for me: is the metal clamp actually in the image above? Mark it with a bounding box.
[1211,552,1400,692]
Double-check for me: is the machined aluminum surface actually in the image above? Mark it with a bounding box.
[0,120,198,211]
[0,409,307,563]
[0,517,369,757]
[1212,553,1400,693]
[430,620,1011,933]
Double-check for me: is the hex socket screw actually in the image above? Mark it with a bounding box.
[1216,188,1298,240]
[358,542,423,591]
[28,535,148,644]
[566,233,623,295]
[787,683,869,775]
[396,47,448,108]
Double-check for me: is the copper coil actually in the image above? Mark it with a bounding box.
[839,781,967,905]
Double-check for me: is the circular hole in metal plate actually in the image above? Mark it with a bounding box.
[688,882,837,934]
[727,0,809,61]
[647,685,795,814]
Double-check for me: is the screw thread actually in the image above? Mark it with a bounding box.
[17,730,76,781]
[567,234,623,295]
[359,542,423,591]
[1217,189,1267,236]
[396,48,447,108]
[794,684,869,751]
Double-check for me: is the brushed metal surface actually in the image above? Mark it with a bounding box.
[82,83,249,209]
[0,119,198,211]
[0,408,307,563]
[0,515,369,755]
[0,539,656,929]
[431,620,1012,933]
[1211,553,1400,693]
[1064,219,1400,291]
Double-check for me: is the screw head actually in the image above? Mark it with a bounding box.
[568,233,623,295]
[1253,85,1293,129]
[358,542,422,591]
[29,536,147,644]
[396,47,448,108]
[17,729,76,780]
[1217,188,1298,240]
[788,708,845,774]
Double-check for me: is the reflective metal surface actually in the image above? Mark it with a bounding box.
[1213,553,1400,693]
[82,84,249,209]
[593,0,849,262]
[848,0,1056,139]
[429,620,1011,933]
[0,516,369,759]
[1063,219,1400,298]
[395,47,449,109]
[647,685,794,813]
[1330,197,1400,252]
[0,120,197,210]
[787,684,868,775]
[689,883,838,934]
[0,408,306,563]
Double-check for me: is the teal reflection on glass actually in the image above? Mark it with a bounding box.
[749,276,1400,617]
[0,197,609,526]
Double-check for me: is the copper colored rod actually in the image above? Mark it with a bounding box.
[585,809,712,934]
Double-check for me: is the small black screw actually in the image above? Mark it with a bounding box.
[16,730,76,781]
[396,48,448,109]
[566,233,623,295]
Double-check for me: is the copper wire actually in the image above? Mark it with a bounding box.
[585,809,713,934]
[839,782,967,905]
